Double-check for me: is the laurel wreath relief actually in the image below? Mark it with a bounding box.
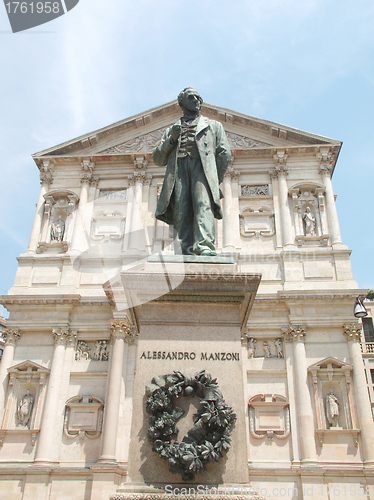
[145,370,237,481]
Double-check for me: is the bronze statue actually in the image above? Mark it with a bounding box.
[153,88,231,256]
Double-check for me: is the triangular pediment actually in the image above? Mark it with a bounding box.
[308,357,351,370]
[33,100,341,159]
[8,360,50,374]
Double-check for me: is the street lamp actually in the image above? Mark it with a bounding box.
[354,296,368,318]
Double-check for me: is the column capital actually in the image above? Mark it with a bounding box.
[343,324,362,342]
[39,160,54,185]
[52,326,76,346]
[224,166,239,180]
[4,329,21,346]
[110,318,138,344]
[128,172,152,186]
[281,325,306,342]
[81,159,95,184]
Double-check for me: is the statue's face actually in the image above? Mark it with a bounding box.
[182,89,202,114]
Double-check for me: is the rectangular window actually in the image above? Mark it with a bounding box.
[371,369,374,384]
[363,317,374,343]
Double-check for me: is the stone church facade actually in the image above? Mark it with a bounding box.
[0,100,373,499]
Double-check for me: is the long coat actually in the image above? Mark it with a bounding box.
[153,116,231,225]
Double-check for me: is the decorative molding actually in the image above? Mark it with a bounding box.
[63,395,104,440]
[343,324,362,342]
[281,325,306,342]
[248,394,290,440]
[75,340,109,361]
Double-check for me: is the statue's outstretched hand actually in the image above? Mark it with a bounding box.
[170,123,181,142]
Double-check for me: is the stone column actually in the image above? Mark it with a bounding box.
[273,150,294,247]
[318,149,342,247]
[126,165,151,252]
[222,166,238,251]
[34,327,75,464]
[270,170,283,248]
[27,161,53,253]
[343,324,374,465]
[98,317,138,463]
[282,325,317,465]
[0,329,21,421]
[71,159,94,253]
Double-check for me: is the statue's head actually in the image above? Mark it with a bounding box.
[178,88,203,115]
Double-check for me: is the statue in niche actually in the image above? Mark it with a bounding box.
[302,207,316,236]
[263,341,272,358]
[50,216,65,242]
[153,88,231,256]
[326,389,340,427]
[17,389,34,427]
[275,338,284,358]
[247,338,257,358]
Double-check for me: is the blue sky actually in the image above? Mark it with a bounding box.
[1,0,374,316]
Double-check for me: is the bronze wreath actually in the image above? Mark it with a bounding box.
[145,370,236,481]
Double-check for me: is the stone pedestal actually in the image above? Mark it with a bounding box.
[122,259,261,487]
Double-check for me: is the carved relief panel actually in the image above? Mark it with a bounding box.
[75,340,109,361]
[244,336,284,359]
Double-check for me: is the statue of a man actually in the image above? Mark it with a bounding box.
[17,389,34,427]
[153,88,231,256]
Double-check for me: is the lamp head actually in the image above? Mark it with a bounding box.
[354,296,368,318]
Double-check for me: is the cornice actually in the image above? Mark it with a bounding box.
[0,294,110,307]
[32,144,340,169]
